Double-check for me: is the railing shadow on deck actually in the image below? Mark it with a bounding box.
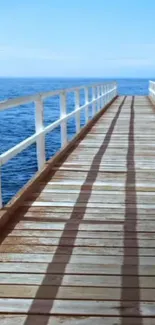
[120,97,142,325]
[0,95,142,324]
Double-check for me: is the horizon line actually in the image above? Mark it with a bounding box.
[0,76,154,79]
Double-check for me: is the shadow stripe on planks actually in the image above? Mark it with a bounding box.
[23,96,126,324]
[121,97,142,324]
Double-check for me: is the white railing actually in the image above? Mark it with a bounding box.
[149,81,155,101]
[0,81,117,208]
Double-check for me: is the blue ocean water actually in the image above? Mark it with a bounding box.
[0,78,150,204]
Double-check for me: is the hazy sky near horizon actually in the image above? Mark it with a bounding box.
[0,0,155,77]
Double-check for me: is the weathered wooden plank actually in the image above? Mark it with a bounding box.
[29,192,127,204]
[7,221,155,232]
[49,171,127,181]
[15,205,155,215]
[3,236,155,248]
[0,273,154,287]
[39,187,155,194]
[18,211,155,221]
[0,262,155,275]
[0,285,155,300]
[0,254,155,264]
[2,244,155,255]
[30,192,155,205]
[0,315,154,325]
[38,181,155,192]
[0,299,155,316]
[6,229,155,239]
[15,205,155,216]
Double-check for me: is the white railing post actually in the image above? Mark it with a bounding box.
[75,90,80,133]
[114,82,118,97]
[103,85,106,105]
[149,81,151,97]
[112,83,115,98]
[107,84,110,103]
[60,91,67,147]
[105,85,108,105]
[84,87,89,123]
[109,84,112,101]
[92,86,96,116]
[101,85,104,108]
[149,81,155,102]
[97,86,100,111]
[149,81,152,98]
[35,95,46,171]
[100,85,102,109]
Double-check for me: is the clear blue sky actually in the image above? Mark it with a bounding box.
[0,0,155,77]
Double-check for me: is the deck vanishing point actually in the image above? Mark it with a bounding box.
[1,82,155,324]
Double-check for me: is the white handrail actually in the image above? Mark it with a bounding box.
[0,81,118,208]
[149,80,155,100]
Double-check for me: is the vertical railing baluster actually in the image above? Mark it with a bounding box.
[103,85,105,106]
[108,84,111,102]
[109,84,111,101]
[60,91,67,147]
[35,95,46,171]
[97,86,100,111]
[102,85,105,107]
[84,87,89,123]
[107,84,110,103]
[100,85,102,109]
[104,85,106,105]
[75,90,80,133]
[108,84,110,101]
[115,82,117,97]
[92,86,96,116]
[113,83,115,98]
[100,85,103,109]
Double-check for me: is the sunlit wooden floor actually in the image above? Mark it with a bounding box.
[0,96,155,324]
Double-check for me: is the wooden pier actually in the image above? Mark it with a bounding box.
[1,82,155,324]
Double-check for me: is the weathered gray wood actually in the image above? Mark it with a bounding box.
[1,244,155,255]
[0,285,155,300]
[0,262,155,275]
[0,314,154,325]
[0,299,155,316]
[0,315,154,325]
[0,273,154,287]
[0,253,155,264]
[0,96,155,321]
[6,229,155,239]
[3,236,155,247]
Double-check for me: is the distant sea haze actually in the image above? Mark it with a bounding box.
[0,78,149,204]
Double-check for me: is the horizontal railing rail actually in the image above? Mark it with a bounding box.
[149,80,155,100]
[0,81,117,208]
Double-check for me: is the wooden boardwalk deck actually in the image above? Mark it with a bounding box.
[0,95,155,324]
